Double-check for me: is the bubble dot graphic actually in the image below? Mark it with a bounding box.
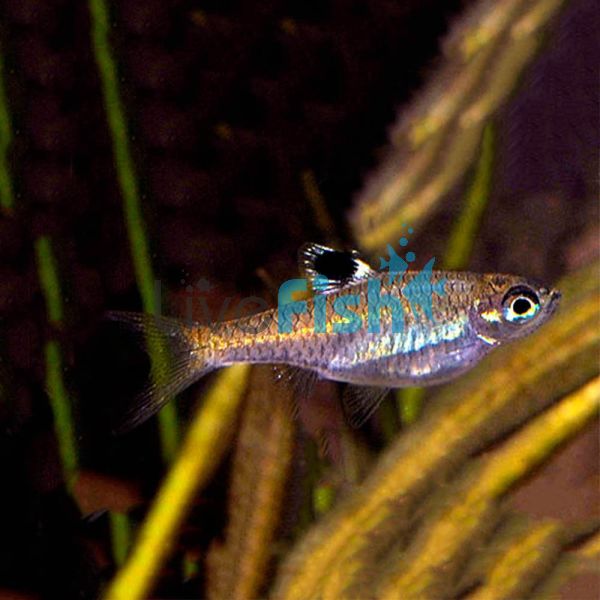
[400,237,408,246]
[406,251,416,262]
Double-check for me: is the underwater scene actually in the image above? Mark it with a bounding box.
[0,0,598,598]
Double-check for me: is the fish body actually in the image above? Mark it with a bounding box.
[111,244,560,428]
[208,272,517,385]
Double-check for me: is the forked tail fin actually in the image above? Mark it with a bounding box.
[107,311,215,432]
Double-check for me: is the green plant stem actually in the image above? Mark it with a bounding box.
[34,238,78,487]
[88,0,179,462]
[45,340,78,487]
[302,170,341,245]
[444,123,495,270]
[35,237,64,324]
[396,386,425,426]
[313,484,336,515]
[397,124,495,426]
[110,512,132,566]
[0,47,15,212]
[2,42,78,490]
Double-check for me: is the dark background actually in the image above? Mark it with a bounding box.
[0,0,597,598]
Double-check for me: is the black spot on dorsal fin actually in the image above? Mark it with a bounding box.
[298,243,376,293]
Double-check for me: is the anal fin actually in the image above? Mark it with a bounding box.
[341,385,391,428]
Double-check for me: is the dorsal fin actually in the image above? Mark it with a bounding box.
[299,243,376,293]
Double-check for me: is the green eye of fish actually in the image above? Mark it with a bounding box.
[502,286,540,322]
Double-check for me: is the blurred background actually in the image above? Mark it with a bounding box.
[0,0,597,598]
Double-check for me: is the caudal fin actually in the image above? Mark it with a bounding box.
[107,311,214,432]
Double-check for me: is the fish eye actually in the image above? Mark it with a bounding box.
[511,296,535,315]
[502,286,540,322]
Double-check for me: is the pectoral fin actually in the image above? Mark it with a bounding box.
[272,365,319,418]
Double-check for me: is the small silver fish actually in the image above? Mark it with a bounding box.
[110,243,560,428]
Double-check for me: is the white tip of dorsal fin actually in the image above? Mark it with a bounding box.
[298,243,376,293]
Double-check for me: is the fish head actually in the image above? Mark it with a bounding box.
[470,274,561,344]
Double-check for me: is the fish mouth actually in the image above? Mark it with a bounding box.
[547,288,561,312]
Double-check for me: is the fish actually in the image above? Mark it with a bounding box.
[109,243,561,429]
